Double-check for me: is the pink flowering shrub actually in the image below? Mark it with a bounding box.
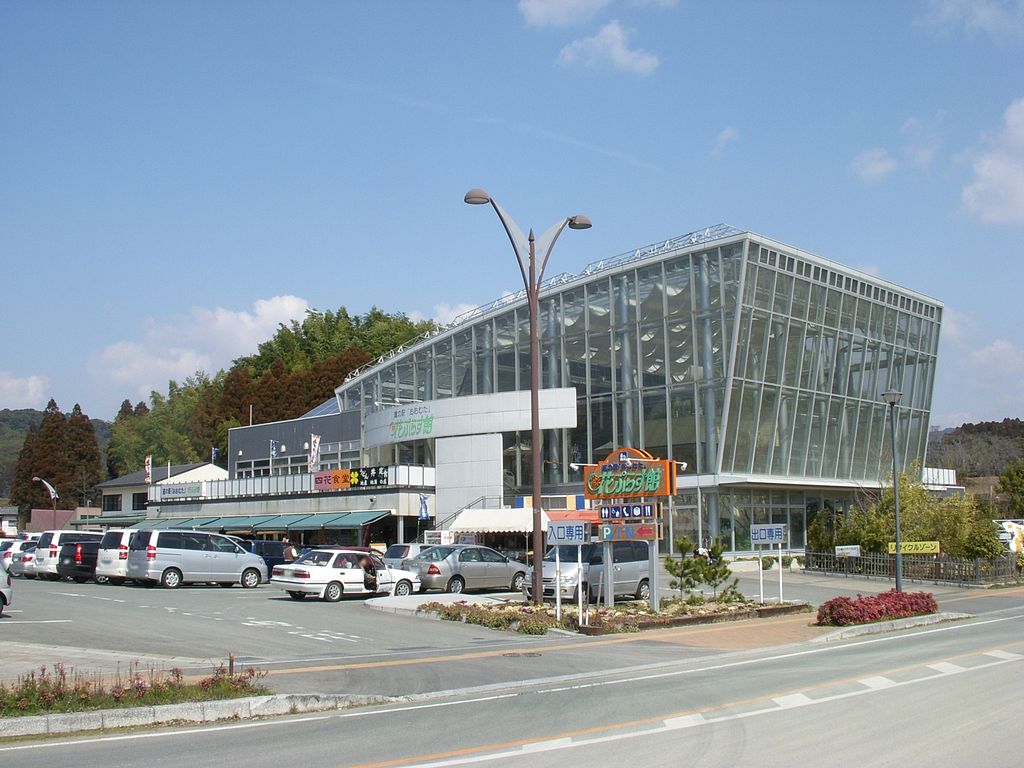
[816,589,938,626]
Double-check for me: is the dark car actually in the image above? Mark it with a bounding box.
[56,541,101,583]
[237,540,297,570]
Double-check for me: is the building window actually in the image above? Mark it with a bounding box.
[132,492,148,511]
[101,494,122,512]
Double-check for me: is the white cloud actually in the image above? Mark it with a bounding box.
[519,0,611,27]
[921,0,1024,42]
[850,147,898,184]
[558,20,659,75]
[962,97,1024,223]
[429,303,482,326]
[0,372,50,409]
[713,126,739,155]
[93,295,310,404]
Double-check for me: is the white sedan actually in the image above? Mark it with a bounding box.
[270,547,420,602]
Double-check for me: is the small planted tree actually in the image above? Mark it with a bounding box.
[664,535,705,603]
[701,540,742,601]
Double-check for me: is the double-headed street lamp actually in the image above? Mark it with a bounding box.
[465,188,591,605]
[881,388,903,592]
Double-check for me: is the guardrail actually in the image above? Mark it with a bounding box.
[804,550,1020,586]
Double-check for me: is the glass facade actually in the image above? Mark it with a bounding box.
[337,229,942,552]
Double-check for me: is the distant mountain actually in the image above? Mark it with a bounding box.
[928,418,1024,478]
[0,408,111,499]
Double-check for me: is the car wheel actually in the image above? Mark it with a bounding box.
[511,572,526,592]
[287,591,306,601]
[161,568,183,589]
[95,575,109,585]
[324,581,343,602]
[635,579,651,601]
[241,568,261,589]
[393,579,413,597]
[573,583,589,603]
[445,576,465,594]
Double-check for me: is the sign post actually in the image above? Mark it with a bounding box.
[547,521,590,623]
[751,523,788,604]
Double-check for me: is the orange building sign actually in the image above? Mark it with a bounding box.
[582,447,676,500]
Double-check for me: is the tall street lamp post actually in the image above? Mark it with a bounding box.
[881,389,903,592]
[465,188,591,605]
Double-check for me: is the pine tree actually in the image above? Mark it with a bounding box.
[66,404,104,506]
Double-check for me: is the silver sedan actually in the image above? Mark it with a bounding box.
[402,544,527,593]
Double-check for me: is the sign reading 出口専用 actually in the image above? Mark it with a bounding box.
[313,466,390,492]
[887,541,941,554]
[750,523,788,545]
[583,447,676,500]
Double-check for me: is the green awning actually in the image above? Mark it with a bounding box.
[133,517,221,530]
[194,515,280,531]
[73,514,145,527]
[317,511,390,529]
[250,514,315,531]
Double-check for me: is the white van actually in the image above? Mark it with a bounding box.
[95,529,137,584]
[126,529,268,588]
[33,530,103,580]
[525,541,652,602]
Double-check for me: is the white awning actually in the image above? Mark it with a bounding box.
[447,508,550,534]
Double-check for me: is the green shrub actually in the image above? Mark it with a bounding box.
[760,556,776,570]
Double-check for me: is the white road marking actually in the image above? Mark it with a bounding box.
[927,662,963,674]
[773,693,812,707]
[985,649,1022,660]
[858,676,896,689]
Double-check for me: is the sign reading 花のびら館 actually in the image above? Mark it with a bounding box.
[582,447,676,500]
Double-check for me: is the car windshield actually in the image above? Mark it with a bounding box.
[295,550,337,567]
[413,546,453,561]
[383,545,408,559]
[544,544,595,562]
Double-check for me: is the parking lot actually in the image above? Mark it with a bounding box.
[0,575,541,687]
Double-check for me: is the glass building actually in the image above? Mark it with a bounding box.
[336,225,942,553]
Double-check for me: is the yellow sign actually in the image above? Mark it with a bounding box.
[887,541,940,554]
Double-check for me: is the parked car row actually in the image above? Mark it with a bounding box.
[6,531,534,605]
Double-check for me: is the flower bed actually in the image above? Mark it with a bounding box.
[815,589,938,627]
[419,598,811,635]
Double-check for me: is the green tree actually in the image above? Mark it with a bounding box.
[66,404,104,506]
[996,457,1024,517]
[663,535,704,600]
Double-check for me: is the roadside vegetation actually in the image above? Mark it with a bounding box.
[0,662,268,718]
[421,547,812,635]
[815,590,939,627]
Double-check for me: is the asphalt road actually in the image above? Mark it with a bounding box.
[2,592,1021,767]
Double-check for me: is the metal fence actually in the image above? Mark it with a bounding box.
[804,550,1021,586]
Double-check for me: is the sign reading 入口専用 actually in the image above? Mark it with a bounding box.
[750,523,788,545]
[546,521,590,545]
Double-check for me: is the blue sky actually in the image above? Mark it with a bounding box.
[1,0,1022,429]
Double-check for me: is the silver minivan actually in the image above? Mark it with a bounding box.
[126,529,268,588]
[95,529,136,584]
[525,541,652,602]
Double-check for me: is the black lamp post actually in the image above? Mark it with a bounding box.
[881,388,903,592]
[465,188,591,605]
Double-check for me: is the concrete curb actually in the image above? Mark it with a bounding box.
[810,611,973,643]
[0,693,396,739]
